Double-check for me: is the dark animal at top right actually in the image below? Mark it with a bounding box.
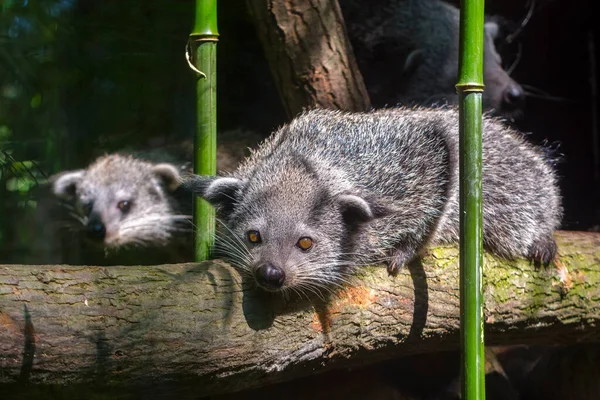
[342,0,526,119]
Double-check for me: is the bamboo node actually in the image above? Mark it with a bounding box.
[455,82,485,93]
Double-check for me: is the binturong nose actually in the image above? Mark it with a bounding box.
[502,83,525,110]
[86,215,106,242]
[254,263,286,291]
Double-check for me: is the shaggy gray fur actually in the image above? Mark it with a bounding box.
[342,0,525,118]
[51,154,192,264]
[184,107,562,294]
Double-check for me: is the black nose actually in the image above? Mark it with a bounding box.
[503,84,525,108]
[255,264,286,291]
[86,219,106,242]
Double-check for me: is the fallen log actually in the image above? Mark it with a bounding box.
[0,231,599,399]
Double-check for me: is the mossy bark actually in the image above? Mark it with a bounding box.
[0,231,599,399]
[245,0,371,117]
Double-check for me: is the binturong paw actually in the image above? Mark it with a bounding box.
[386,247,417,276]
[528,236,558,268]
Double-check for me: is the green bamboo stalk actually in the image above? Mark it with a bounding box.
[456,0,486,399]
[190,0,218,261]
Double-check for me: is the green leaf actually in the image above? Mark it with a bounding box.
[6,176,36,193]
[11,160,34,171]
[30,93,42,108]
[0,125,12,142]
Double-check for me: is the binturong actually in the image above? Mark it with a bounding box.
[342,0,526,119]
[51,153,193,265]
[183,107,562,295]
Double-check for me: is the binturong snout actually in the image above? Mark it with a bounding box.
[86,215,106,242]
[502,82,525,110]
[254,263,286,291]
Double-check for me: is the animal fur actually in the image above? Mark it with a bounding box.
[183,107,562,294]
[342,0,526,119]
[50,153,193,265]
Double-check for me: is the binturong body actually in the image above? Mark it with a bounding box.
[50,153,193,265]
[183,107,562,294]
[342,0,525,119]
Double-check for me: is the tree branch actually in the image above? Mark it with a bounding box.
[246,0,371,117]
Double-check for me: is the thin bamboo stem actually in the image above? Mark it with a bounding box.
[456,0,486,398]
[190,0,218,261]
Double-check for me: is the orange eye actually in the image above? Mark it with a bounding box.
[117,200,131,213]
[247,230,261,243]
[297,237,313,251]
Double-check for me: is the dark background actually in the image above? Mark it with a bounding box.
[481,0,598,231]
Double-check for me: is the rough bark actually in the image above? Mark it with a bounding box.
[246,0,371,117]
[1,231,599,399]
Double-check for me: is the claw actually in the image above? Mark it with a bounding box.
[386,249,413,276]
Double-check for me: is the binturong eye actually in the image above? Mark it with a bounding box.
[117,200,132,213]
[81,202,93,216]
[296,237,313,251]
[247,230,262,244]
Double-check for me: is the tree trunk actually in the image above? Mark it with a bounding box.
[246,0,371,117]
[1,231,599,399]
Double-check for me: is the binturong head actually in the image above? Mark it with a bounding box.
[482,20,526,118]
[51,154,187,252]
[182,168,392,296]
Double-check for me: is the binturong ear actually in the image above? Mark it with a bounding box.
[403,48,424,75]
[484,21,499,40]
[337,194,393,226]
[51,170,85,200]
[181,174,244,212]
[152,163,181,192]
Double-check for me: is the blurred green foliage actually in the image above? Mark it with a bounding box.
[0,0,197,261]
[0,0,285,263]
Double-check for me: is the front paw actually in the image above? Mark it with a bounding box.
[386,248,415,276]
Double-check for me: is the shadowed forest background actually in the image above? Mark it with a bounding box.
[0,0,597,261]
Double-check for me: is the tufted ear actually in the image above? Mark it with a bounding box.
[181,174,244,212]
[337,193,393,226]
[484,21,499,40]
[403,48,424,75]
[152,163,181,192]
[51,170,85,200]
